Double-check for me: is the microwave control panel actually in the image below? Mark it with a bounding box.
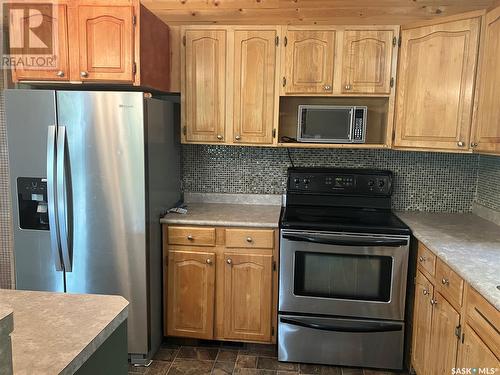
[288,168,392,196]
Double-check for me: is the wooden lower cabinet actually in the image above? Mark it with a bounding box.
[428,292,461,374]
[457,324,500,369]
[411,241,500,375]
[166,250,215,340]
[164,225,277,343]
[411,271,434,375]
[223,252,273,342]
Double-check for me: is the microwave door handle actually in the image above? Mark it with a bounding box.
[280,317,402,333]
[348,107,354,141]
[282,234,407,247]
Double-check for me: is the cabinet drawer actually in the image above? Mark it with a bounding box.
[466,286,500,358]
[417,242,436,277]
[168,226,216,246]
[225,228,274,249]
[436,258,464,307]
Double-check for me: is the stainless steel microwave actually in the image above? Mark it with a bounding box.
[297,105,367,143]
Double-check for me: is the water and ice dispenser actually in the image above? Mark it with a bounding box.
[17,177,49,230]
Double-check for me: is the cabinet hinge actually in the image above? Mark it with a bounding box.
[390,77,394,88]
[282,77,286,87]
[392,36,397,46]
[392,129,396,142]
[272,260,277,271]
[455,325,462,340]
[284,36,288,47]
[182,126,187,136]
[275,36,279,46]
[182,35,186,46]
[272,129,277,138]
[271,326,275,336]
[132,15,136,26]
[132,62,137,75]
[398,37,402,47]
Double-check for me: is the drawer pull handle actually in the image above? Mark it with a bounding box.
[187,235,193,240]
[441,278,449,285]
[430,299,438,306]
[56,70,65,77]
[419,256,426,262]
[423,289,429,296]
[226,258,232,265]
[246,237,253,243]
[474,307,500,335]
[206,258,212,265]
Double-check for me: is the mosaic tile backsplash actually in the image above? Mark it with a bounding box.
[476,155,500,212]
[182,145,480,212]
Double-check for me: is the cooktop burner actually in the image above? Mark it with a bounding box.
[281,167,410,235]
[280,205,410,235]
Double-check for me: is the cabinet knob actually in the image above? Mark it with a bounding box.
[441,278,449,286]
[430,299,438,306]
[56,70,65,77]
[418,256,426,262]
[206,258,212,265]
[80,71,89,78]
[246,237,253,243]
[457,141,465,147]
[422,289,429,296]
[344,84,352,90]
[323,84,332,91]
[235,135,241,141]
[471,142,478,148]
[226,258,232,265]
[187,235,193,240]
[217,134,223,140]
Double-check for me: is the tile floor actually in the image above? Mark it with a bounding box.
[128,343,408,375]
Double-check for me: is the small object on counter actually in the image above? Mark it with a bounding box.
[167,205,188,214]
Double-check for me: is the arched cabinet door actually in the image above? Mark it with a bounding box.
[77,5,134,82]
[283,28,336,94]
[342,29,395,94]
[394,18,480,151]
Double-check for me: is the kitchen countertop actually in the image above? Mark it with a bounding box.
[0,289,128,375]
[161,202,282,228]
[396,212,500,310]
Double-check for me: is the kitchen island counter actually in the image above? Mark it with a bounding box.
[396,212,500,310]
[0,289,128,375]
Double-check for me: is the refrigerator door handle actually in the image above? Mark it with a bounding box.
[47,125,63,271]
[56,126,73,272]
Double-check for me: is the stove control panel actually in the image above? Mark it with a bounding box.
[288,168,392,195]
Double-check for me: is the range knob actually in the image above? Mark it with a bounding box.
[378,180,385,188]
[368,180,375,187]
[303,178,310,184]
[293,178,300,184]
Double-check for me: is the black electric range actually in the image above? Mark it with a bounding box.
[280,167,410,235]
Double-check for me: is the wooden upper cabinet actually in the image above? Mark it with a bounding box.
[473,6,500,155]
[394,17,480,151]
[341,29,395,94]
[77,5,134,82]
[182,29,227,143]
[428,292,461,374]
[283,28,335,94]
[457,324,500,369]
[411,270,434,375]
[232,29,277,144]
[11,4,69,81]
[223,252,273,342]
[167,250,215,340]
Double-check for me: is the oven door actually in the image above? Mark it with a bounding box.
[279,230,410,321]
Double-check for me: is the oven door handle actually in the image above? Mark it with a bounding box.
[282,234,407,247]
[280,317,402,333]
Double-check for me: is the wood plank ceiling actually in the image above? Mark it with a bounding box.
[142,0,495,25]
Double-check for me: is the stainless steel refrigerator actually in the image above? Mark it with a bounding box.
[5,89,180,364]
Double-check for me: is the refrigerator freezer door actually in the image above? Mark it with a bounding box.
[56,91,148,354]
[5,89,65,292]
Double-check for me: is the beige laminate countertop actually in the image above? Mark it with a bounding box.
[160,203,282,228]
[396,212,500,310]
[0,289,128,375]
